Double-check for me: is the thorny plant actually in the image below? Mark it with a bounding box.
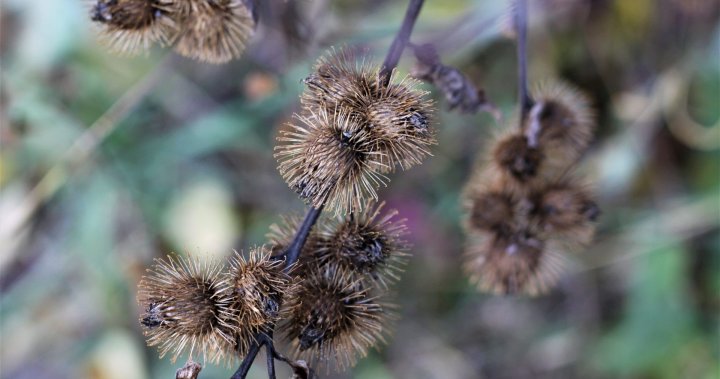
[88,0,600,377]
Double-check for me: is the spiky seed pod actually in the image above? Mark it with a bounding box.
[281,265,386,371]
[90,0,177,54]
[493,134,544,184]
[173,0,255,63]
[533,180,599,247]
[525,81,595,158]
[301,48,375,113]
[275,107,389,215]
[222,248,295,332]
[301,48,436,172]
[138,255,236,364]
[465,190,516,235]
[314,202,409,288]
[364,79,436,171]
[464,231,565,296]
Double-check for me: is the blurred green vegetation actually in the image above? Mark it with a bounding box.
[1,0,718,379]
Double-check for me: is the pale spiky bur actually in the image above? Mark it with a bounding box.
[465,231,566,295]
[89,0,177,54]
[138,255,237,364]
[462,80,599,295]
[276,48,436,214]
[275,107,389,215]
[533,178,599,247]
[302,48,436,171]
[222,247,296,330]
[280,265,387,371]
[525,81,595,159]
[314,201,409,288]
[173,0,255,63]
[89,0,255,62]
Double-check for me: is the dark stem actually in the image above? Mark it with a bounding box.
[283,204,324,271]
[231,341,262,379]
[516,0,533,123]
[265,339,277,379]
[379,0,426,86]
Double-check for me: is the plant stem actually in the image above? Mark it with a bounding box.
[516,0,533,123]
[231,340,262,379]
[379,0,425,86]
[283,204,324,271]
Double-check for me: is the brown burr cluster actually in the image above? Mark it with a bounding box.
[138,203,408,372]
[275,48,436,215]
[137,248,294,365]
[269,202,408,372]
[462,81,599,295]
[89,0,255,63]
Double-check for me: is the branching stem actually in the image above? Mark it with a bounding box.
[379,0,425,86]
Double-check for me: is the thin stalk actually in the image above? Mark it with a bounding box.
[231,340,263,379]
[379,0,425,86]
[283,204,324,271]
[516,0,533,122]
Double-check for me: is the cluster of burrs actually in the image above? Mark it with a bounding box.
[138,248,292,364]
[89,0,256,63]
[276,48,436,215]
[462,82,600,295]
[138,48,435,374]
[268,201,408,371]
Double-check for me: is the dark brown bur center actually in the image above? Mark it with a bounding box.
[298,291,350,350]
[93,0,162,30]
[495,135,543,181]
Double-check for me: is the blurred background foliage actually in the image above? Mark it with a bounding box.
[1,0,719,378]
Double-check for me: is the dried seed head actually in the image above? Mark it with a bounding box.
[364,80,436,171]
[525,81,595,158]
[138,255,236,364]
[466,190,516,235]
[493,133,544,184]
[89,0,176,54]
[275,107,389,215]
[464,231,565,296]
[281,266,386,371]
[301,48,436,172]
[301,48,374,113]
[222,248,295,331]
[314,202,409,288]
[173,0,255,63]
[533,180,598,246]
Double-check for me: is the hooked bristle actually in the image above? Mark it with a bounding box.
[280,265,387,372]
[137,254,237,364]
